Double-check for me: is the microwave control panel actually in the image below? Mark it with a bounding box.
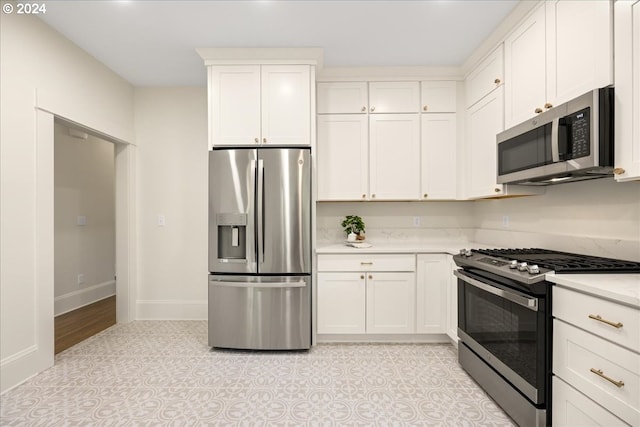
[567,107,590,159]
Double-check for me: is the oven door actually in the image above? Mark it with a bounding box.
[455,269,547,405]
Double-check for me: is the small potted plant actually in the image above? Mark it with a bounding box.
[341,215,366,241]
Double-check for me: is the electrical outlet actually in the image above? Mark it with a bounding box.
[502,215,510,228]
[158,214,166,226]
[76,215,87,226]
[77,274,85,285]
[413,216,421,227]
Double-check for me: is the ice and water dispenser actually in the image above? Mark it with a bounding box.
[216,213,247,261]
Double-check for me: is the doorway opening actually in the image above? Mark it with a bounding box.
[53,120,117,353]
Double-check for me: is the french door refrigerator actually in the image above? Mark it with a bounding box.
[208,147,311,350]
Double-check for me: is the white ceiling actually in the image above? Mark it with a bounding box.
[38,0,519,87]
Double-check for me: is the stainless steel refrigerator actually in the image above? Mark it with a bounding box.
[208,147,311,350]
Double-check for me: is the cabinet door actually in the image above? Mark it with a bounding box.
[317,82,368,114]
[317,115,369,200]
[261,65,311,145]
[369,114,420,200]
[553,377,629,427]
[420,113,457,200]
[504,3,547,128]
[416,255,448,334]
[317,272,366,334]
[466,45,504,108]
[369,82,420,113]
[446,258,458,342]
[614,0,640,182]
[209,65,261,147]
[466,87,505,199]
[546,0,613,108]
[366,272,416,334]
[420,81,457,113]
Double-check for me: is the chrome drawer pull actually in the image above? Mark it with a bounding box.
[588,314,623,329]
[590,368,625,388]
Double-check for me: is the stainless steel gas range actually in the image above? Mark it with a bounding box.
[453,248,640,427]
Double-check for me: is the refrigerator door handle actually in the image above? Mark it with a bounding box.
[257,158,265,265]
[210,280,306,289]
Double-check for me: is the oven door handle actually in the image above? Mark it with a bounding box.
[454,270,539,311]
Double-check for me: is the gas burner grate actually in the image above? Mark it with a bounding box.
[472,248,640,273]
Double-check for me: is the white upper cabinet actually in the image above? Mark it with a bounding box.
[369,114,421,200]
[209,66,261,147]
[504,3,547,128]
[614,0,640,182]
[369,82,420,113]
[209,64,311,147]
[546,0,613,107]
[420,81,457,113]
[504,1,613,129]
[317,115,369,200]
[261,65,311,145]
[465,45,504,108]
[317,82,368,114]
[421,113,457,200]
[466,86,505,199]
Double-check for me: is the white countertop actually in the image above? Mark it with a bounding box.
[315,241,486,255]
[546,273,640,308]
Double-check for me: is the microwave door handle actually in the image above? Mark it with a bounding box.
[551,117,560,163]
[454,270,538,311]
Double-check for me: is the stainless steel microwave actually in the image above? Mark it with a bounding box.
[497,87,614,186]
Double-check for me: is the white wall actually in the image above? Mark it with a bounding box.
[0,12,133,393]
[472,178,640,261]
[317,201,476,243]
[54,123,116,315]
[134,87,208,319]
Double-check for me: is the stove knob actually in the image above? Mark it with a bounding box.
[465,249,473,257]
[517,262,528,272]
[509,260,518,269]
[528,264,540,275]
[459,249,467,256]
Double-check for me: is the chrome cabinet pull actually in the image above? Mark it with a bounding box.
[370,106,376,112]
[590,368,625,388]
[588,314,623,329]
[254,137,259,143]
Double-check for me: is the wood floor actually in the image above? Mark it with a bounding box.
[54,295,116,354]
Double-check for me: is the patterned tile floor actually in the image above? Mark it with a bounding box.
[1,321,516,426]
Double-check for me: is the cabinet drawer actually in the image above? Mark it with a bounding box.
[554,285,640,352]
[553,320,640,426]
[553,377,629,427]
[317,254,415,272]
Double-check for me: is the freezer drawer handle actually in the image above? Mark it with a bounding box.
[211,280,306,288]
[454,270,538,311]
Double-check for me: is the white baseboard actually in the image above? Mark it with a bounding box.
[136,300,207,320]
[1,345,50,395]
[317,333,450,343]
[54,280,116,316]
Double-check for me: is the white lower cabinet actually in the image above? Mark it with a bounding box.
[366,272,416,333]
[553,377,629,427]
[317,272,366,334]
[317,252,457,340]
[553,284,640,427]
[317,254,416,335]
[416,254,448,334]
